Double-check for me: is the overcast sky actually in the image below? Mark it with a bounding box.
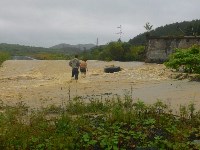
[0,0,200,48]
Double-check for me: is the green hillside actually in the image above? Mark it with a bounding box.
[0,43,51,55]
[129,19,200,46]
[0,43,82,55]
[0,43,82,60]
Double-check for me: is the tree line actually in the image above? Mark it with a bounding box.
[80,41,145,61]
[129,19,200,46]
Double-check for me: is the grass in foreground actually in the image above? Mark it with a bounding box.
[0,96,200,150]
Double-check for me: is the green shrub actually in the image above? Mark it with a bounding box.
[0,51,10,66]
[164,45,200,74]
[0,98,200,149]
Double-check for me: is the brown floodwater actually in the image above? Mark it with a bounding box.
[0,60,200,112]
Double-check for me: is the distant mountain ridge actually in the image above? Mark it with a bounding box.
[0,43,96,56]
[50,43,96,50]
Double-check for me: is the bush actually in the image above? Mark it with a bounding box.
[1,97,200,149]
[164,45,200,74]
[0,51,10,66]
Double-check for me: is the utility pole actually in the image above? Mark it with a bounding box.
[96,37,99,47]
[116,25,122,41]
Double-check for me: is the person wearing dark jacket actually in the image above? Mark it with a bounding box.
[69,55,80,80]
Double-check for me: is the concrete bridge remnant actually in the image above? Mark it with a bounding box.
[145,36,200,63]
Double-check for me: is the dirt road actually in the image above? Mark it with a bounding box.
[0,60,200,110]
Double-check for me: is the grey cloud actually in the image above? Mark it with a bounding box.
[0,0,200,47]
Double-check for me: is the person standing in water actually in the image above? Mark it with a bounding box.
[80,59,88,77]
[69,55,80,80]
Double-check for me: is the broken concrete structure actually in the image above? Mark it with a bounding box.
[146,36,200,63]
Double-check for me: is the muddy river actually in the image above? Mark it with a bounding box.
[0,60,200,111]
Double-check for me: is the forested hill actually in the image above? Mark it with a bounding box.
[0,43,51,55]
[0,43,96,56]
[0,43,82,56]
[129,19,200,46]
